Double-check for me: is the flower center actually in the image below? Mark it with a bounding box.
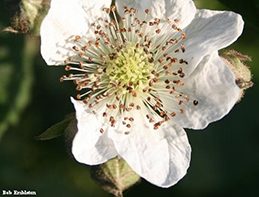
[106,44,153,93]
[60,5,199,133]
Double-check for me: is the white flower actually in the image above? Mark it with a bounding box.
[40,0,244,187]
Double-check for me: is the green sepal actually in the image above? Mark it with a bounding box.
[221,50,253,101]
[91,157,140,197]
[35,113,75,140]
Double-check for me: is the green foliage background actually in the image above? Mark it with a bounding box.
[0,0,259,196]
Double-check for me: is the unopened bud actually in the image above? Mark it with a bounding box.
[91,157,140,197]
[221,50,253,101]
[4,0,50,35]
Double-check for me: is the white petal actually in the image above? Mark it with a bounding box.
[40,0,111,65]
[177,9,244,76]
[116,0,196,28]
[71,98,117,165]
[109,112,191,187]
[163,53,240,129]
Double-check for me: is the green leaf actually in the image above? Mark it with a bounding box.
[91,157,140,197]
[35,113,75,140]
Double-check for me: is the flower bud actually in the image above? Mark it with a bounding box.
[91,157,140,197]
[4,0,50,35]
[221,50,253,101]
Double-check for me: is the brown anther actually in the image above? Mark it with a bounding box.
[65,65,71,71]
[76,86,82,91]
[163,65,169,70]
[193,100,199,106]
[136,105,141,110]
[126,107,132,112]
[124,117,128,120]
[165,79,170,84]
[163,53,168,58]
[179,59,188,64]
[129,103,134,107]
[122,121,126,125]
[126,124,131,128]
[153,78,159,83]
[129,81,134,86]
[181,33,186,40]
[109,116,114,122]
[166,71,171,75]
[155,29,161,34]
[172,24,177,30]
[165,85,171,89]
[179,73,185,78]
[181,43,185,53]
[148,58,154,63]
[179,100,184,105]
[170,112,176,117]
[145,9,150,14]
[180,109,184,114]
[78,53,83,58]
[164,116,170,122]
[124,131,130,135]
[98,17,104,22]
[174,19,179,23]
[153,106,157,111]
[119,104,125,109]
[173,80,180,85]
[110,5,116,12]
[149,118,155,123]
[132,91,137,97]
[81,46,87,51]
[100,128,104,133]
[74,35,81,41]
[102,112,107,117]
[112,104,117,109]
[158,58,164,64]
[111,120,116,127]
[154,122,162,130]
[129,117,134,122]
[88,40,93,46]
[76,94,81,100]
[103,8,110,14]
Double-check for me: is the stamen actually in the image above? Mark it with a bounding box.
[61,5,197,133]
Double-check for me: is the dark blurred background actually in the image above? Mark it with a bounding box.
[0,0,259,196]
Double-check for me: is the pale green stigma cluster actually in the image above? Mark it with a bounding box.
[106,44,154,91]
